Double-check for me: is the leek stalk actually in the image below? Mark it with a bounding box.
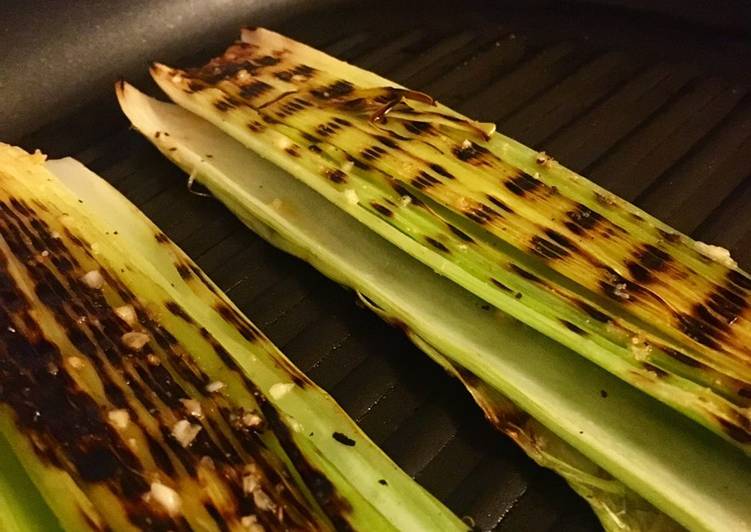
[117,84,751,532]
[0,144,465,531]
[144,29,751,450]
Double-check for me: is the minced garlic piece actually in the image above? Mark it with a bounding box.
[122,331,150,351]
[148,482,181,515]
[108,409,130,430]
[114,305,137,326]
[694,242,737,269]
[205,381,226,393]
[269,382,294,400]
[172,419,202,448]
[81,270,104,289]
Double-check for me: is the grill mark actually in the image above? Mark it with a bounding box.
[343,155,368,171]
[190,417,241,466]
[186,80,204,93]
[575,301,610,323]
[165,301,194,324]
[239,80,273,100]
[410,170,440,190]
[341,97,366,111]
[530,235,570,260]
[626,244,672,284]
[428,163,453,179]
[639,245,672,270]
[657,228,680,243]
[425,237,450,253]
[370,202,394,218]
[626,261,651,283]
[214,98,237,112]
[80,508,108,532]
[247,121,266,133]
[133,362,183,410]
[391,183,420,205]
[374,135,399,149]
[275,97,312,119]
[214,303,262,343]
[291,64,316,77]
[324,168,347,184]
[404,120,432,135]
[311,80,355,99]
[256,398,354,530]
[285,145,301,158]
[49,280,306,516]
[154,232,169,243]
[0,236,328,529]
[452,141,488,162]
[176,263,193,280]
[361,145,387,161]
[206,504,230,532]
[255,55,280,67]
[485,194,513,213]
[707,289,744,325]
[531,228,579,260]
[509,264,544,285]
[694,303,726,332]
[447,224,474,243]
[491,278,512,292]
[332,432,356,446]
[675,313,720,348]
[727,270,751,292]
[565,204,604,235]
[545,229,577,251]
[209,303,309,388]
[315,118,346,137]
[560,320,587,335]
[463,204,502,225]
[663,347,705,368]
[504,173,542,197]
[716,415,751,443]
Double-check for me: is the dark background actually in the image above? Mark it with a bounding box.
[3,1,751,530]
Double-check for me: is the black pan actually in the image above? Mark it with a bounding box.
[2,1,751,529]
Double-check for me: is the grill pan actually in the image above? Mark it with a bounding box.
[3,1,751,530]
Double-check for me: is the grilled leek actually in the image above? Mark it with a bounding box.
[0,144,466,531]
[117,83,751,532]
[145,28,751,452]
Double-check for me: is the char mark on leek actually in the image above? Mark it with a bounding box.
[0,192,321,530]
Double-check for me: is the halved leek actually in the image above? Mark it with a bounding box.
[117,84,751,532]
[145,29,751,451]
[0,144,465,531]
